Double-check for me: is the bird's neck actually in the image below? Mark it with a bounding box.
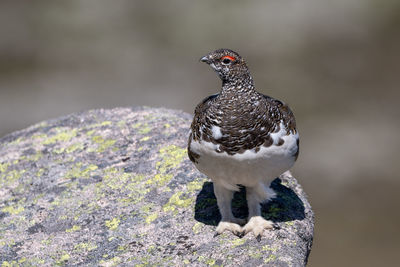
[221,73,255,95]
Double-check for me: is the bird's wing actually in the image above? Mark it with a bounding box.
[190,93,219,140]
[261,94,297,134]
[188,94,219,163]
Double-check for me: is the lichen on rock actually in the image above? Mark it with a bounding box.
[0,107,313,266]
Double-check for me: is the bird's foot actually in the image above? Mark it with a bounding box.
[242,216,274,241]
[214,221,243,237]
[232,217,247,226]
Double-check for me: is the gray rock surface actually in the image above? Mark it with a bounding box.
[0,107,313,266]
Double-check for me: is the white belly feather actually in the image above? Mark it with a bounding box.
[190,123,299,191]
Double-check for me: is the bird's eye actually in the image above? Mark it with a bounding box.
[221,56,236,65]
[222,58,231,64]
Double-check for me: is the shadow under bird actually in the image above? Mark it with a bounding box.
[188,48,299,241]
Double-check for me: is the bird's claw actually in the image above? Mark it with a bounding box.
[256,234,262,242]
[273,223,281,230]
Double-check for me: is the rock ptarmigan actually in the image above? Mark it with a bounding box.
[188,48,299,240]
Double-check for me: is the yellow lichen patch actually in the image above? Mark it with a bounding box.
[92,135,105,143]
[0,162,9,173]
[41,236,53,246]
[65,143,84,153]
[90,136,116,153]
[192,222,203,234]
[141,203,154,214]
[65,163,98,179]
[36,168,45,177]
[264,254,277,263]
[1,205,24,215]
[163,192,192,214]
[31,133,48,140]
[285,221,294,226]
[145,212,158,224]
[8,137,23,146]
[53,147,65,154]
[42,128,77,145]
[197,255,218,266]
[230,238,246,248]
[132,122,152,134]
[1,261,17,267]
[145,174,172,187]
[74,242,98,252]
[118,175,151,205]
[140,136,150,142]
[0,169,25,185]
[132,122,142,128]
[262,244,278,253]
[101,167,132,191]
[187,178,206,192]
[99,121,112,127]
[249,249,263,259]
[105,217,120,230]
[56,253,70,266]
[84,121,113,132]
[146,145,186,188]
[157,145,186,172]
[138,126,151,134]
[86,130,95,136]
[65,225,81,233]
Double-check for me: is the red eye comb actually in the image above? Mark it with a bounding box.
[221,55,236,61]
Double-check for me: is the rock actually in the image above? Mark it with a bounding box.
[0,107,313,266]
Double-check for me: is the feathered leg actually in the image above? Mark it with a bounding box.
[242,184,276,241]
[213,182,245,236]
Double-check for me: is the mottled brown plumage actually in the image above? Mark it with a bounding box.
[187,48,299,240]
[189,49,297,157]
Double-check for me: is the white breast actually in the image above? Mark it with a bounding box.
[189,123,298,191]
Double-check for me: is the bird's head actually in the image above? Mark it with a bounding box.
[200,49,251,84]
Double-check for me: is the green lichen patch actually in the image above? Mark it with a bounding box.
[0,169,26,187]
[1,205,24,215]
[56,253,71,266]
[132,122,152,135]
[145,145,186,189]
[192,222,203,234]
[89,136,117,153]
[186,178,207,192]
[140,136,150,142]
[65,163,98,179]
[65,225,81,233]
[42,128,77,145]
[157,145,186,173]
[67,143,83,153]
[230,238,246,248]
[163,192,193,214]
[145,212,158,224]
[105,217,120,230]
[0,162,9,173]
[74,242,98,252]
[264,254,277,263]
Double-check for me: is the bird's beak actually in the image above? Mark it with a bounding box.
[200,55,210,64]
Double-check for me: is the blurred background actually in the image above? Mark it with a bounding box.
[1,0,399,265]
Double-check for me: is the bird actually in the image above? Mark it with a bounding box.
[188,48,299,240]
